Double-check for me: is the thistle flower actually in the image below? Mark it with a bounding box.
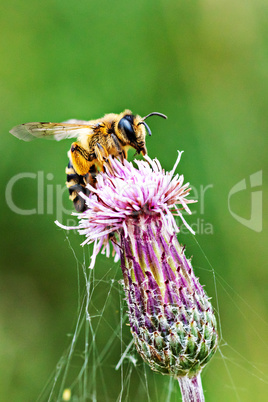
[56,151,218,401]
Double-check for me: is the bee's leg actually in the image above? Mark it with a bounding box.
[110,133,125,162]
[66,159,98,212]
[70,142,95,176]
[95,143,114,174]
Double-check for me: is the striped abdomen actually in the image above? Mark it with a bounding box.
[66,159,98,212]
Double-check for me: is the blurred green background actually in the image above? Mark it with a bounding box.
[1,0,267,401]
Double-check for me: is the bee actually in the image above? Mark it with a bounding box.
[10,110,167,212]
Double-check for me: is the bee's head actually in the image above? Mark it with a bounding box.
[117,111,167,155]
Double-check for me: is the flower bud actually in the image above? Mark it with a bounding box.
[120,215,217,378]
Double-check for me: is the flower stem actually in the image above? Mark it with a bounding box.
[178,374,205,402]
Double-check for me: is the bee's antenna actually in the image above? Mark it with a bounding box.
[142,112,168,121]
[138,121,152,136]
[138,112,167,136]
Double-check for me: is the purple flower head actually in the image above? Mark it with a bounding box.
[56,151,196,269]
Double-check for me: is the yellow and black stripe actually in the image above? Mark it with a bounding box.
[66,159,97,212]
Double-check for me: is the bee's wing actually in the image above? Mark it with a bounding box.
[10,122,93,142]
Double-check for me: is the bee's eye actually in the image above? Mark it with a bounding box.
[118,115,135,141]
